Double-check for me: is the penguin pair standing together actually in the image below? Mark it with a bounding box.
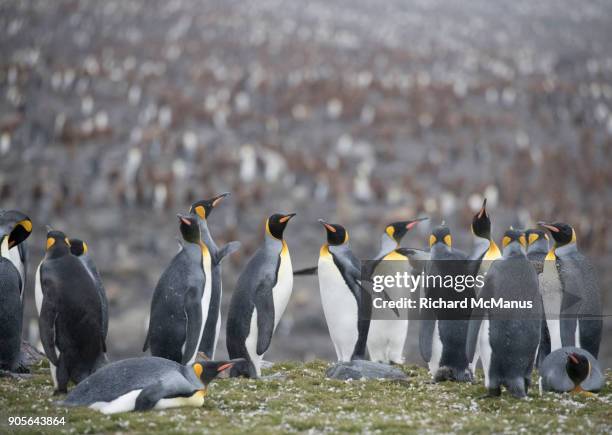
[36,230,107,393]
[0,210,32,373]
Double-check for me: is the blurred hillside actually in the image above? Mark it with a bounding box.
[1,0,611,366]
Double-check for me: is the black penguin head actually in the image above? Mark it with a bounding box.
[46,230,71,256]
[385,217,428,244]
[266,213,296,240]
[190,192,230,221]
[69,238,88,256]
[319,219,348,246]
[178,214,201,244]
[565,352,590,387]
[192,359,240,385]
[501,229,526,252]
[429,225,452,248]
[471,198,491,240]
[0,210,32,249]
[538,222,575,248]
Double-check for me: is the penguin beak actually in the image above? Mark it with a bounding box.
[406,217,428,230]
[318,219,336,233]
[568,353,579,365]
[279,213,296,223]
[211,192,230,208]
[477,198,487,219]
[216,362,234,372]
[177,214,192,226]
[538,221,559,232]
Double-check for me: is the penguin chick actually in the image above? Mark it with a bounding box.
[537,222,602,358]
[226,213,296,377]
[144,214,212,366]
[317,219,370,362]
[539,347,604,394]
[63,357,246,414]
[189,192,241,359]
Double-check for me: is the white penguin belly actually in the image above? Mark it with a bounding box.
[478,318,492,387]
[428,320,443,376]
[540,261,563,351]
[318,257,358,362]
[35,262,43,315]
[7,247,24,297]
[188,250,213,365]
[272,248,293,330]
[245,308,262,376]
[90,389,143,414]
[367,319,408,364]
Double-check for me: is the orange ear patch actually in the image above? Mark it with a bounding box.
[193,363,203,377]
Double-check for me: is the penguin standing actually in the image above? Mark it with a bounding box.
[69,239,109,343]
[467,230,542,398]
[0,212,32,372]
[38,230,106,393]
[317,219,370,362]
[467,199,501,375]
[538,222,602,358]
[143,214,212,365]
[367,218,427,364]
[538,347,605,394]
[420,225,474,382]
[226,213,295,377]
[525,229,550,367]
[189,193,241,359]
[63,357,244,414]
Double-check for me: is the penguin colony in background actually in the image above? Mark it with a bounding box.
[0,195,606,414]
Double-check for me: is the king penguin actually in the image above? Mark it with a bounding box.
[317,219,370,362]
[420,224,474,382]
[0,212,32,372]
[366,217,427,364]
[63,357,245,414]
[467,230,542,398]
[538,222,602,358]
[69,239,108,344]
[189,193,241,359]
[226,213,295,377]
[38,230,106,393]
[144,214,212,365]
[538,347,605,394]
[525,228,550,367]
[467,199,502,375]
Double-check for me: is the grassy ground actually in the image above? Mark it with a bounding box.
[0,359,611,434]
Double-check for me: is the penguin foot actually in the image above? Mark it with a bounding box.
[571,390,595,398]
[14,362,30,374]
[53,389,67,396]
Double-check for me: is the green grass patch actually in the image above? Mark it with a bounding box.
[0,359,610,433]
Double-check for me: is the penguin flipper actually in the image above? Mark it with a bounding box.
[419,319,435,362]
[134,377,196,412]
[182,286,204,365]
[214,241,241,266]
[39,299,59,366]
[293,266,318,276]
[254,282,275,356]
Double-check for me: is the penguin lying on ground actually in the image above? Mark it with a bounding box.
[226,213,295,377]
[38,230,106,393]
[69,239,108,345]
[144,214,211,365]
[420,224,474,382]
[317,219,370,362]
[367,218,427,364]
[189,193,241,359]
[525,228,551,367]
[0,211,32,373]
[468,199,501,374]
[63,357,247,414]
[538,222,602,358]
[539,347,605,394]
[467,229,542,398]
